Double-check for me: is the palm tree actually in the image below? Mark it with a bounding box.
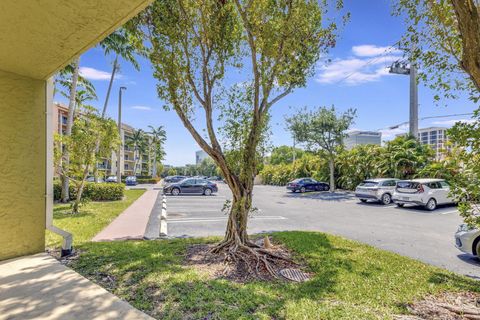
[148,126,166,178]
[126,129,146,176]
[98,28,143,118]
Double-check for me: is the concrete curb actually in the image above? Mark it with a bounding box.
[159,194,168,238]
[143,191,163,240]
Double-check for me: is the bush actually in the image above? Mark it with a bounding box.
[54,182,125,201]
[136,178,160,184]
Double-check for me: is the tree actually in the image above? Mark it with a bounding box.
[54,58,98,203]
[167,168,177,176]
[269,145,304,165]
[126,129,147,175]
[394,0,480,102]
[382,135,434,179]
[139,0,343,273]
[98,28,143,118]
[396,0,480,229]
[148,125,167,177]
[55,106,120,213]
[286,107,356,192]
[447,114,480,228]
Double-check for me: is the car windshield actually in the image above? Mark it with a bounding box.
[359,181,378,187]
[291,179,303,183]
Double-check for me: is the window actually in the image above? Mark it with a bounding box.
[382,180,397,187]
[426,182,441,189]
[124,164,129,170]
[182,179,195,186]
[439,181,450,188]
[360,181,378,187]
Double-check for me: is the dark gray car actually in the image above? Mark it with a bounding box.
[163,178,218,196]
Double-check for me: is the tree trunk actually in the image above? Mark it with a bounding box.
[223,187,251,245]
[72,164,90,214]
[450,0,480,92]
[61,57,80,203]
[329,157,335,192]
[92,56,118,181]
[152,145,157,178]
[101,56,118,118]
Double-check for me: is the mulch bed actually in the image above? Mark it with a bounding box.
[184,237,310,282]
[395,292,480,320]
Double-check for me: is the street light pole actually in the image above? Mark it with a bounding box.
[117,86,126,183]
[409,59,419,138]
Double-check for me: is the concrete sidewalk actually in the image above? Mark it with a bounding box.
[0,253,153,320]
[93,190,161,241]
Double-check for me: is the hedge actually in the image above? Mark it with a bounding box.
[54,182,125,201]
[136,178,160,184]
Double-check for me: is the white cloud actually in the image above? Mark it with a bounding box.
[431,118,474,126]
[79,67,122,81]
[352,45,401,57]
[316,55,399,85]
[131,105,152,111]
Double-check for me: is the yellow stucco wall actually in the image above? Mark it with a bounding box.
[0,70,46,260]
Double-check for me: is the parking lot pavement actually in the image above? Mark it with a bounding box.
[166,183,480,279]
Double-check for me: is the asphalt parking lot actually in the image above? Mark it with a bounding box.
[165,183,480,279]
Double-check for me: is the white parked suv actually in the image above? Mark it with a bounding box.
[455,224,480,259]
[355,178,399,205]
[392,178,455,211]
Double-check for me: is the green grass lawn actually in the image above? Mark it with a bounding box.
[46,189,145,248]
[71,232,479,320]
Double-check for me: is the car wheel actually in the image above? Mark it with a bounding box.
[425,198,437,211]
[204,188,212,196]
[381,193,392,205]
[171,188,180,196]
[300,187,306,193]
[360,199,367,203]
[396,203,405,207]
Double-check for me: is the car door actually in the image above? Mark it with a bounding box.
[193,179,207,194]
[180,179,196,193]
[303,179,313,191]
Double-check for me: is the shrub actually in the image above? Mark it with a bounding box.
[136,178,160,184]
[54,182,125,201]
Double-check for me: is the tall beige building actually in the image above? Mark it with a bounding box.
[52,103,153,177]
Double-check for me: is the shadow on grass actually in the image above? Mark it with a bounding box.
[70,231,480,319]
[52,210,94,220]
[71,232,350,319]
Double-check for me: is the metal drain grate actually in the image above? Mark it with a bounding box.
[279,268,310,282]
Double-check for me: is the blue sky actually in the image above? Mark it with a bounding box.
[55,0,478,166]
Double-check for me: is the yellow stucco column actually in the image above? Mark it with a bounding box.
[0,70,47,260]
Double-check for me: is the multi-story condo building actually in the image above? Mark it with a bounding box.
[53,102,153,177]
[344,130,382,150]
[417,127,450,160]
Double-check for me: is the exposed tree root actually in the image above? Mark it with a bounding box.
[395,291,480,320]
[208,237,297,280]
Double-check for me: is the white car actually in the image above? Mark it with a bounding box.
[392,178,455,211]
[455,224,480,259]
[355,178,399,205]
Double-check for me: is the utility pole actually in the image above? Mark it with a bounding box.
[389,45,419,138]
[117,86,126,183]
[409,59,418,138]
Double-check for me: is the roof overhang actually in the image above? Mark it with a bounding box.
[0,0,152,80]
